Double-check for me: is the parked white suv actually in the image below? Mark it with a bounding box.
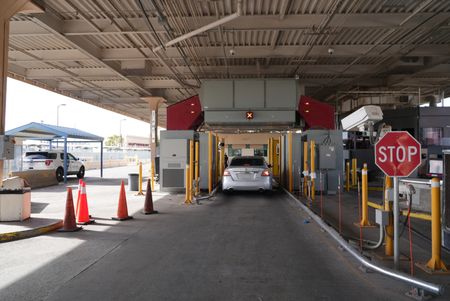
[23,151,85,182]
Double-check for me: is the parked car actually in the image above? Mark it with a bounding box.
[222,156,272,193]
[23,151,85,182]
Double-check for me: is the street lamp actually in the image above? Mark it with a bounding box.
[56,104,66,149]
[56,103,66,126]
[119,118,126,148]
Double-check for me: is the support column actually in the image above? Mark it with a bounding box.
[141,96,166,182]
[0,1,43,183]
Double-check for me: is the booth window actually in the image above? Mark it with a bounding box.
[421,127,442,146]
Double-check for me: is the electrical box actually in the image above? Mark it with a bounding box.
[0,135,15,160]
[319,145,336,169]
[375,209,389,226]
[160,131,195,192]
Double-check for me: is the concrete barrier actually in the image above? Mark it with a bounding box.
[10,170,58,189]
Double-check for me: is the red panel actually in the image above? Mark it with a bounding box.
[298,95,335,130]
[167,95,204,130]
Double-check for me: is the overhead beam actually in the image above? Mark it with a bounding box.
[99,45,450,60]
[9,43,450,64]
[24,64,386,79]
[10,13,450,37]
[28,12,152,96]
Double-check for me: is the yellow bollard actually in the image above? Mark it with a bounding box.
[185,165,191,204]
[268,138,273,168]
[220,138,225,178]
[189,139,194,201]
[136,161,144,195]
[208,132,213,194]
[216,134,220,185]
[345,161,350,192]
[288,132,293,192]
[303,141,309,197]
[195,141,199,196]
[359,163,372,227]
[310,140,315,201]
[425,178,448,272]
[351,158,357,187]
[151,161,155,192]
[384,176,394,257]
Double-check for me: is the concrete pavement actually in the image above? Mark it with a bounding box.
[0,185,415,300]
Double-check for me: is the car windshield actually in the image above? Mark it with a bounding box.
[229,157,265,167]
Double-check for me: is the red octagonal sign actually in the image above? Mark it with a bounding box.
[375,131,421,177]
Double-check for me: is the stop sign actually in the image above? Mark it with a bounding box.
[375,131,421,177]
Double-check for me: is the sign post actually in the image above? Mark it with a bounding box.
[375,131,421,269]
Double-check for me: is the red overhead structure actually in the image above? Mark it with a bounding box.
[298,95,335,130]
[167,95,204,130]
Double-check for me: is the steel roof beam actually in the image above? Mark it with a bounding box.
[28,12,152,96]
[9,44,449,63]
[25,64,385,79]
[10,13,450,36]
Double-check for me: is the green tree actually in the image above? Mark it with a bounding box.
[105,135,122,146]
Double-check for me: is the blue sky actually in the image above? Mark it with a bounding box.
[6,78,150,138]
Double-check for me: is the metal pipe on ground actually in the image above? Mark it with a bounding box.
[283,188,444,296]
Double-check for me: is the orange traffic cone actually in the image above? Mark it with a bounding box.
[112,181,133,221]
[75,179,83,215]
[142,179,158,215]
[77,181,95,225]
[58,187,82,232]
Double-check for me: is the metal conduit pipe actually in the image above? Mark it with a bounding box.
[153,0,242,52]
[194,181,221,203]
[283,188,444,296]
[135,0,200,88]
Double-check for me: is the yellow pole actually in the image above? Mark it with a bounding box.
[279,136,283,185]
[310,140,315,201]
[268,138,273,167]
[384,176,393,256]
[426,178,448,271]
[136,161,144,195]
[189,139,194,201]
[303,141,309,196]
[151,161,155,192]
[288,132,293,192]
[215,134,219,184]
[359,163,372,226]
[345,161,350,192]
[352,158,357,187]
[195,141,199,196]
[208,132,212,194]
[185,165,191,204]
[220,138,225,177]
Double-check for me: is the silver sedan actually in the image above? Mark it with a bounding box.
[222,156,272,192]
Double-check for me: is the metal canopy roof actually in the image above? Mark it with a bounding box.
[7,0,450,122]
[6,122,104,141]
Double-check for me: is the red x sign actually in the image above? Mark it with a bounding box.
[246,111,254,120]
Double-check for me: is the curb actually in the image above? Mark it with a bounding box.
[0,220,63,243]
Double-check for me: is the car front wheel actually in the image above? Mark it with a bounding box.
[56,167,64,182]
[77,166,85,179]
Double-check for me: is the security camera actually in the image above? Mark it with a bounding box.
[328,48,334,55]
[229,49,235,56]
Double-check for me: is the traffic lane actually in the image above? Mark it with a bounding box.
[45,190,409,301]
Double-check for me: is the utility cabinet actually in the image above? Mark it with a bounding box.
[160,131,196,192]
